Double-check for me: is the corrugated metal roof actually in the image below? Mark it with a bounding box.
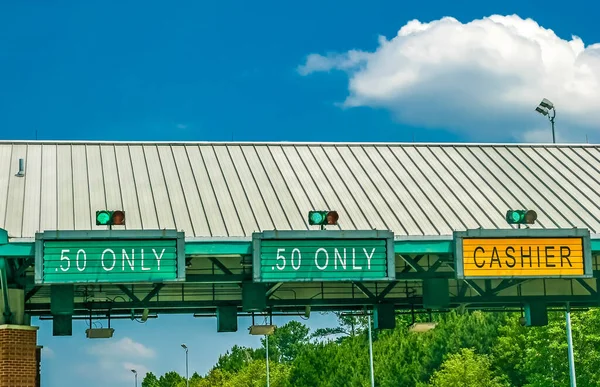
[1,141,600,239]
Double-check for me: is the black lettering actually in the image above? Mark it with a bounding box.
[537,246,541,267]
[490,247,502,268]
[560,246,572,267]
[521,247,532,268]
[505,246,516,268]
[474,247,485,268]
[545,246,556,267]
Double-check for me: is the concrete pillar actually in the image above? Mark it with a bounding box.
[0,324,39,387]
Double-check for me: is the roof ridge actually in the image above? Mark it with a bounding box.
[0,140,596,147]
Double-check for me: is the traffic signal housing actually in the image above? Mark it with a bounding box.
[96,210,125,226]
[505,209,537,225]
[308,210,339,226]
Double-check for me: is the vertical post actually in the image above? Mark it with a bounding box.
[186,349,189,387]
[551,116,556,144]
[266,335,270,387]
[135,373,137,387]
[368,313,375,387]
[181,344,189,387]
[566,303,576,387]
[0,258,13,324]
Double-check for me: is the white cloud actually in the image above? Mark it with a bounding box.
[42,346,55,359]
[87,336,156,359]
[78,337,156,383]
[298,15,600,142]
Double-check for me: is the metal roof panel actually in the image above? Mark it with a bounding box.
[1,142,600,238]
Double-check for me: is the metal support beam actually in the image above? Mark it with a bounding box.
[427,259,444,272]
[266,283,283,298]
[377,282,398,301]
[142,284,164,303]
[209,257,234,275]
[353,282,376,299]
[117,285,141,303]
[575,279,597,296]
[14,258,33,278]
[25,286,41,302]
[185,274,247,283]
[400,255,425,272]
[465,280,486,296]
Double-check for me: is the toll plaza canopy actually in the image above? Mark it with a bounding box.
[0,141,599,331]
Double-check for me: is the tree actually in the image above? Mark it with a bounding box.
[257,321,310,363]
[214,345,257,373]
[142,372,160,387]
[428,348,508,387]
[159,371,185,387]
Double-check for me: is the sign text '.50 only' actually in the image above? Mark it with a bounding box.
[270,247,378,272]
[50,248,167,273]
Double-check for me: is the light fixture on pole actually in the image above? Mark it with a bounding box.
[131,369,137,387]
[535,98,557,143]
[248,314,276,387]
[181,344,189,387]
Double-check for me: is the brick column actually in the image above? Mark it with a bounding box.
[0,325,39,387]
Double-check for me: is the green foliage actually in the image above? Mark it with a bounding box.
[158,371,185,387]
[141,372,160,387]
[214,345,257,373]
[427,348,508,387]
[143,308,600,387]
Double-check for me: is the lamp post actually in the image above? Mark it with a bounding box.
[367,313,375,387]
[131,369,137,387]
[566,303,577,387]
[535,98,557,143]
[181,344,189,387]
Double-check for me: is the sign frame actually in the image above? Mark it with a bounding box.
[453,228,593,279]
[34,229,186,285]
[252,230,395,283]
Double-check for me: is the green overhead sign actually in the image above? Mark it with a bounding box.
[35,230,185,284]
[252,230,395,282]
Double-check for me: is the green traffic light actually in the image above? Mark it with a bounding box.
[309,211,326,225]
[308,210,339,226]
[506,209,537,225]
[96,211,111,225]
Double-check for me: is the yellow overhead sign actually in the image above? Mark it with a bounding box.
[454,229,592,279]
[462,238,584,277]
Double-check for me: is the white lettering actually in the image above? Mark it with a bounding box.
[291,248,301,270]
[315,248,329,270]
[60,249,71,272]
[141,249,151,271]
[352,248,362,270]
[363,248,375,270]
[76,249,87,272]
[276,248,286,270]
[122,249,135,271]
[101,249,116,271]
[334,248,346,270]
[152,248,165,271]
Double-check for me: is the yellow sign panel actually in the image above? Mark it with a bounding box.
[461,237,584,277]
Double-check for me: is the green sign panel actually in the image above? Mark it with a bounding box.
[252,230,395,282]
[35,230,185,284]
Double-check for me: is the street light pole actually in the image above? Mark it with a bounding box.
[131,369,137,387]
[535,98,557,143]
[266,335,270,387]
[181,344,189,387]
[367,313,375,387]
[566,303,577,387]
[550,108,556,144]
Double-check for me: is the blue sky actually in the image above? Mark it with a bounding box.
[1,1,600,386]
